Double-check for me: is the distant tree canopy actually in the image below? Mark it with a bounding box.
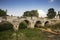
[0,9,7,17]
[23,10,39,17]
[47,8,56,19]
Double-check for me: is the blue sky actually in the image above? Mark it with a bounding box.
[0,0,60,17]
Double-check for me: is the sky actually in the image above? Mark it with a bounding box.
[0,0,60,17]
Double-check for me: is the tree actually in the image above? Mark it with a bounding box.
[58,11,60,18]
[47,8,56,19]
[31,10,39,17]
[23,11,31,17]
[23,10,39,17]
[0,9,7,17]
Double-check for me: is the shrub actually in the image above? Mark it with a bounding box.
[53,23,60,29]
[45,22,60,30]
[19,21,27,29]
[0,21,13,31]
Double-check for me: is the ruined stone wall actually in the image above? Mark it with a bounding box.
[0,16,60,31]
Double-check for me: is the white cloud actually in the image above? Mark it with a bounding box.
[38,10,46,17]
[49,0,54,2]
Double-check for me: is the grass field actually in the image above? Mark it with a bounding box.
[0,28,60,40]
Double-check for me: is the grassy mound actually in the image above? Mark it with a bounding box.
[0,21,13,31]
[0,28,48,40]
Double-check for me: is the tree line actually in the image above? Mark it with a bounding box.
[0,8,60,19]
[0,9,7,17]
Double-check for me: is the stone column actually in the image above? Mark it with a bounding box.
[27,21,34,29]
[31,22,34,28]
[41,23,45,27]
[13,23,19,31]
[13,25,17,31]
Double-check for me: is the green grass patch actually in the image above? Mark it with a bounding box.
[0,28,48,40]
[0,30,14,40]
[1,28,59,40]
